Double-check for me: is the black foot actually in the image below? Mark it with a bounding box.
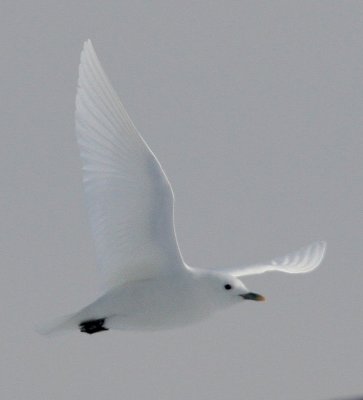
[79,318,109,334]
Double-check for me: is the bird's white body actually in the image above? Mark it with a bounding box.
[39,41,327,336]
[85,273,206,331]
[65,269,237,332]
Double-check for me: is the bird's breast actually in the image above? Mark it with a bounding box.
[105,277,214,330]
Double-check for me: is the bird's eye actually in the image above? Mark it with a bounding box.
[224,284,232,290]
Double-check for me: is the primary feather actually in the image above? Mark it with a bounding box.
[224,241,327,278]
[76,40,184,291]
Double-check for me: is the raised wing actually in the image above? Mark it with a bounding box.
[226,241,326,278]
[75,40,184,290]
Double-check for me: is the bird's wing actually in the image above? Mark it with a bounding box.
[219,241,326,278]
[75,40,184,290]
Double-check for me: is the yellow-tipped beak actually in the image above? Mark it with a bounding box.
[240,292,266,302]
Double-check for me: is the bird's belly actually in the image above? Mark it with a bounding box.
[106,306,210,331]
[97,283,213,331]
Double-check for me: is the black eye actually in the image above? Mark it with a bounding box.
[224,284,232,290]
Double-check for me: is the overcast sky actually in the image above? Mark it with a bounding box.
[1,1,363,399]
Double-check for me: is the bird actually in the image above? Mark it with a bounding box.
[38,40,327,336]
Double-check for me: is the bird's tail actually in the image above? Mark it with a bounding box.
[36,313,78,337]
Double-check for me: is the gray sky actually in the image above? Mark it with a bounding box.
[1,1,363,399]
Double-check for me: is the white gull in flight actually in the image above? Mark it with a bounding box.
[39,40,326,335]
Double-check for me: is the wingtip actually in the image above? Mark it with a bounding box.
[78,39,98,89]
[320,239,327,253]
[313,239,327,258]
[317,240,327,264]
[81,39,95,60]
[83,38,93,48]
[305,240,327,271]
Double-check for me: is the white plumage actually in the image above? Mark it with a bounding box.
[228,241,327,278]
[76,40,184,291]
[39,41,327,336]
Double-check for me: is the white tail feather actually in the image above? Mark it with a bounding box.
[36,313,77,337]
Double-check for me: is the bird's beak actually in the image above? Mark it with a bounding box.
[240,292,266,302]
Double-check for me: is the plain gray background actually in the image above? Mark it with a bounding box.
[1,1,362,399]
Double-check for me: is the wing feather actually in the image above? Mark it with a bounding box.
[222,241,326,278]
[75,40,184,290]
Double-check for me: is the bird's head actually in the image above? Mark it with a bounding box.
[194,270,265,309]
